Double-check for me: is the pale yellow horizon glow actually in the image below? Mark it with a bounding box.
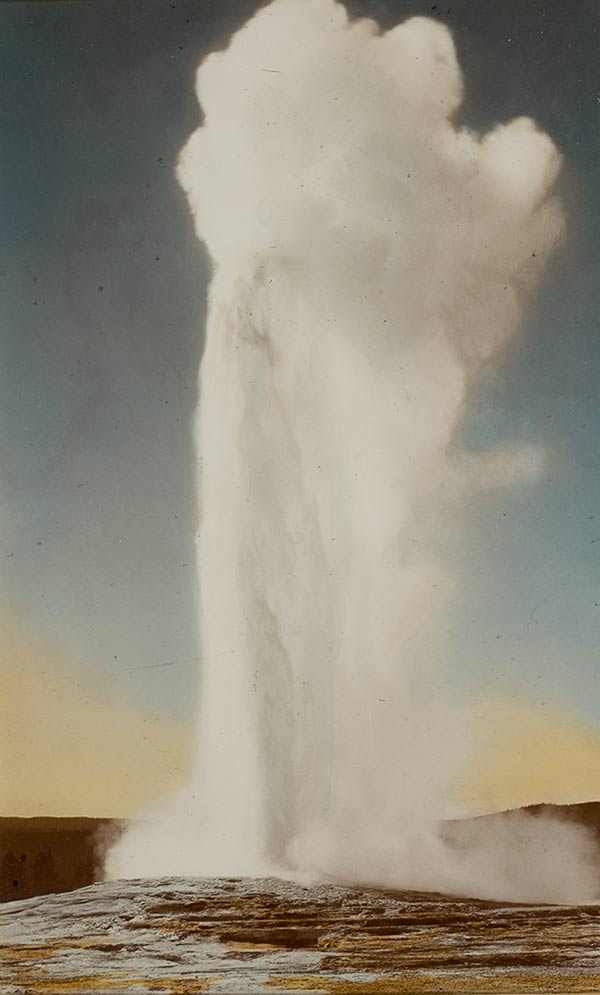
[2,610,600,818]
[459,694,600,815]
[0,611,192,818]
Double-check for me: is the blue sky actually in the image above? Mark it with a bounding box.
[1,0,599,737]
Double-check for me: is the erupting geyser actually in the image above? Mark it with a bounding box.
[108,0,600,902]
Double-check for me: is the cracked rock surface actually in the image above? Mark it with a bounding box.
[2,876,600,993]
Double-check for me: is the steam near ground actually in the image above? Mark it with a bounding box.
[108,0,600,903]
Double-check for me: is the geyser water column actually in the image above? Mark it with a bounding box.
[110,0,599,902]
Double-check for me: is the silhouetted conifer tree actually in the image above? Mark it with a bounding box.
[1,849,21,897]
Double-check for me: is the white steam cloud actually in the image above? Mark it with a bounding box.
[108,0,600,903]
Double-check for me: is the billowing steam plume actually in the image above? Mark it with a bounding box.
[108,0,600,903]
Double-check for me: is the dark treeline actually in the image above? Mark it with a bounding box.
[0,845,91,899]
[2,804,600,903]
[0,817,123,903]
